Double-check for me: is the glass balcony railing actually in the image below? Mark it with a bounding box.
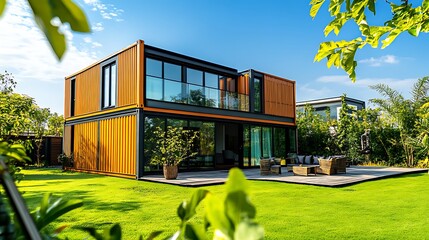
[147,77,249,112]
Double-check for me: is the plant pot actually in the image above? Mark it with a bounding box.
[163,164,178,180]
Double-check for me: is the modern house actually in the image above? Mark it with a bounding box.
[63,40,297,179]
[296,96,365,120]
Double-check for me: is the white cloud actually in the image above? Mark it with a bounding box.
[92,22,104,31]
[83,0,124,21]
[0,0,99,113]
[297,83,333,101]
[83,37,103,48]
[314,75,416,104]
[359,55,399,67]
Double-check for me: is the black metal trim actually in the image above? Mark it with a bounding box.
[70,78,76,117]
[146,100,294,123]
[65,108,138,126]
[145,45,238,76]
[136,109,145,178]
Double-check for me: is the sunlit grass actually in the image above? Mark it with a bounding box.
[17,169,429,239]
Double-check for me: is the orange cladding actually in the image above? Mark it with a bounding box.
[117,45,138,107]
[73,121,98,171]
[99,115,136,176]
[63,125,72,155]
[64,78,71,118]
[263,74,295,118]
[75,65,101,116]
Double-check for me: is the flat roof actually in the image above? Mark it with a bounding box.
[296,96,365,107]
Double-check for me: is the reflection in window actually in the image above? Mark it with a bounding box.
[164,80,184,102]
[102,62,117,108]
[254,77,261,112]
[143,117,165,172]
[187,68,203,85]
[273,128,286,158]
[164,62,181,81]
[189,85,204,106]
[146,76,163,100]
[146,58,162,77]
[205,72,218,88]
[262,127,272,158]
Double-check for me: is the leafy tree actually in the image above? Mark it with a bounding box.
[47,112,64,136]
[311,0,429,81]
[150,126,199,166]
[369,76,429,166]
[30,106,51,166]
[0,0,90,59]
[0,72,34,142]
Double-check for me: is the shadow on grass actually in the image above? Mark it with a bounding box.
[22,173,102,181]
[22,189,142,213]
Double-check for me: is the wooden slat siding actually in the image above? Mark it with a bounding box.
[64,78,71,118]
[75,65,101,116]
[73,121,98,171]
[99,115,136,175]
[263,75,295,118]
[63,126,72,155]
[137,40,145,107]
[118,45,138,107]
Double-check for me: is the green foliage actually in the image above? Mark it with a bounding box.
[150,126,199,166]
[47,113,64,137]
[30,106,51,166]
[311,0,429,81]
[296,105,333,155]
[0,142,30,179]
[168,168,263,240]
[0,0,90,59]
[57,152,73,169]
[81,223,122,240]
[25,0,91,59]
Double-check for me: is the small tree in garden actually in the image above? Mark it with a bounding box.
[150,126,199,166]
[30,106,50,166]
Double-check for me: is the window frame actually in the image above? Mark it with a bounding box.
[100,57,118,109]
[70,78,76,116]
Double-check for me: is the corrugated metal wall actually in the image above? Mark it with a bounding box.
[264,75,295,118]
[75,65,101,115]
[64,78,71,118]
[99,115,136,175]
[63,125,72,155]
[118,45,138,107]
[74,121,98,171]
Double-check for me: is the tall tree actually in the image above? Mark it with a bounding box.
[47,113,64,137]
[311,0,429,81]
[30,107,51,166]
[370,76,429,166]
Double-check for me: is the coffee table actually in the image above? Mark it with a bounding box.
[293,165,318,176]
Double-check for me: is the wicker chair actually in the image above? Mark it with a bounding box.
[317,158,337,175]
[334,156,348,174]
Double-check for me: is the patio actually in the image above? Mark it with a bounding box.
[140,166,428,187]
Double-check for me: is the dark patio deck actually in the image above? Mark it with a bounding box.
[140,166,427,187]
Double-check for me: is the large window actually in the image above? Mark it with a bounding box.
[102,62,117,108]
[145,57,249,111]
[144,116,215,172]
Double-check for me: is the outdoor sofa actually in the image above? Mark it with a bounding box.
[287,155,349,175]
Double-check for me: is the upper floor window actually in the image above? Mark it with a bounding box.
[253,77,261,113]
[70,78,76,116]
[102,62,117,108]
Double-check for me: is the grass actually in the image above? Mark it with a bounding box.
[15,168,429,239]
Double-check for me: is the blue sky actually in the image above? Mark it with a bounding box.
[1,0,428,114]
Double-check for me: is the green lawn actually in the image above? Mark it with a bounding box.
[16,169,429,239]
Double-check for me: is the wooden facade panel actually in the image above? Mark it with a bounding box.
[63,125,72,155]
[99,115,136,175]
[73,121,98,171]
[264,75,295,118]
[75,65,100,116]
[118,46,138,107]
[64,78,71,118]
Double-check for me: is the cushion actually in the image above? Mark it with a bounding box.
[313,156,319,164]
[297,155,304,164]
[304,155,311,164]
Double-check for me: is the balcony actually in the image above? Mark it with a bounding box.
[147,77,249,111]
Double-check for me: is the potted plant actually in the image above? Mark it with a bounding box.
[151,126,198,179]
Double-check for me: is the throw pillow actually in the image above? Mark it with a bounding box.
[297,155,304,164]
[304,155,311,164]
[313,156,319,164]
